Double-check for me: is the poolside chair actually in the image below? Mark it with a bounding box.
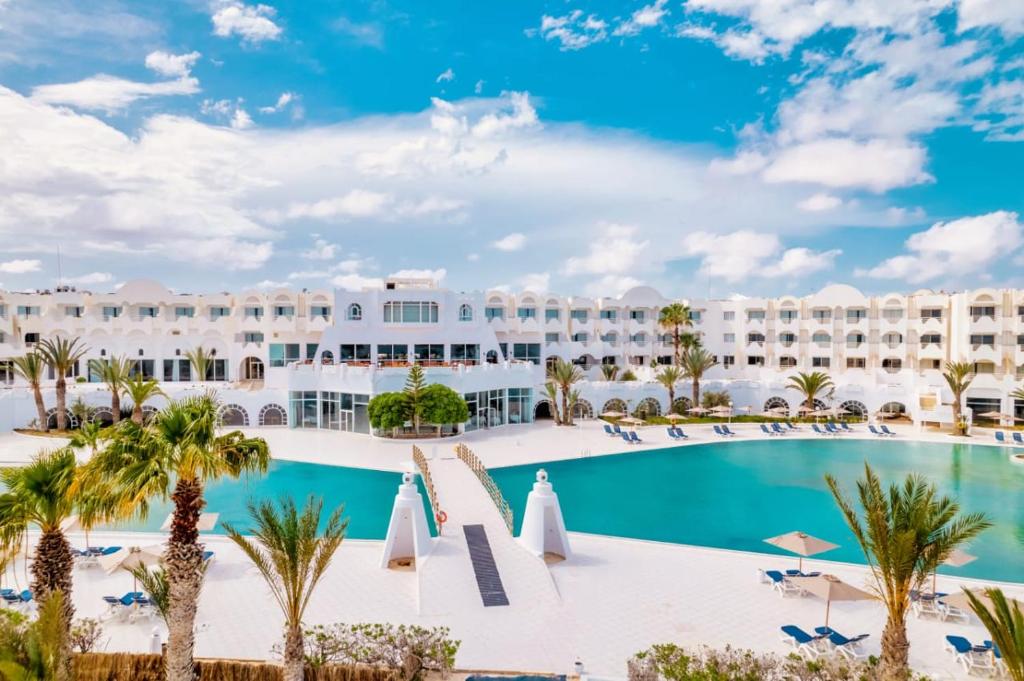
[771,422,788,435]
[99,546,122,555]
[628,431,643,444]
[824,422,842,435]
[868,425,886,437]
[995,431,1007,444]
[780,625,824,659]
[603,424,616,437]
[722,425,738,436]
[672,427,689,439]
[912,593,944,619]
[202,550,215,564]
[944,635,996,676]
[101,592,144,622]
[1013,432,1024,446]
[880,425,897,437]
[840,422,854,433]
[612,424,623,435]
[712,425,727,437]
[764,570,803,597]
[667,427,680,440]
[984,641,1008,678]
[619,432,632,445]
[814,628,869,660]
[938,599,970,622]
[785,421,799,431]
[760,424,775,436]
[811,423,830,436]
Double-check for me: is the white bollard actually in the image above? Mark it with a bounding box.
[380,471,435,569]
[518,469,572,561]
[149,627,162,654]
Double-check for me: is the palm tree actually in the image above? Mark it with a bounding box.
[224,496,347,681]
[0,590,67,681]
[658,303,692,366]
[965,588,1024,681]
[546,359,583,426]
[655,366,683,414]
[786,371,834,412]
[542,382,561,425]
[88,355,134,424]
[84,393,270,681]
[600,364,619,381]
[36,337,88,432]
[185,346,213,382]
[121,373,165,425]
[944,361,974,436]
[826,464,991,681]
[12,353,48,432]
[679,347,717,409]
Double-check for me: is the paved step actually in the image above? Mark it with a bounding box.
[463,524,509,607]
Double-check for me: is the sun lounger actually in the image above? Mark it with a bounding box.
[712,425,728,437]
[994,431,1007,444]
[603,424,616,437]
[880,425,897,437]
[944,635,996,675]
[984,641,1007,677]
[786,569,820,577]
[620,432,632,445]
[760,424,776,436]
[780,625,824,659]
[938,599,970,622]
[722,425,738,436]
[786,421,799,430]
[814,628,869,660]
[913,593,944,619]
[771,422,787,435]
[840,422,854,433]
[811,423,830,436]
[667,427,681,440]
[764,570,803,597]
[628,431,643,444]
[671,427,689,439]
[99,546,122,555]
[1013,432,1024,446]
[612,424,623,435]
[825,422,842,434]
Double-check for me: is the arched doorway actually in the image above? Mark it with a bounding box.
[534,400,554,420]
[321,350,334,364]
[634,397,661,419]
[242,357,265,381]
[45,408,78,431]
[259,403,287,426]
[89,407,115,426]
[485,350,499,364]
[219,404,250,427]
[571,399,594,420]
[839,400,868,419]
[763,396,790,415]
[671,397,692,415]
[601,398,627,415]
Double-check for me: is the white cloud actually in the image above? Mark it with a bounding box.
[492,232,526,252]
[467,253,480,262]
[282,190,390,221]
[301,238,337,260]
[211,1,282,43]
[31,74,199,112]
[856,211,1022,283]
[584,274,643,297]
[64,271,113,285]
[254,279,288,289]
[535,10,608,51]
[435,68,454,84]
[519,272,550,292]
[565,224,649,276]
[144,50,201,78]
[0,259,42,274]
[797,193,843,212]
[230,107,253,130]
[683,231,841,282]
[613,0,669,37]
[762,247,842,277]
[258,91,294,114]
[389,268,447,282]
[958,0,1024,35]
[332,17,384,48]
[474,80,485,94]
[763,138,932,192]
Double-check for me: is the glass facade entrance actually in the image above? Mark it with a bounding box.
[289,391,371,433]
[464,387,533,431]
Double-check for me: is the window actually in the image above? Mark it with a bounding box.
[138,306,158,318]
[882,358,903,372]
[243,332,264,343]
[347,304,362,321]
[723,333,735,343]
[517,307,537,320]
[572,332,589,343]
[570,309,589,322]
[779,309,797,322]
[812,357,830,368]
[0,305,5,318]
[545,332,560,344]
[689,310,701,322]
[630,310,645,322]
[599,309,616,321]
[812,332,831,345]
[24,332,40,345]
[846,357,866,368]
[747,310,766,321]
[722,311,735,321]
[65,305,83,318]
[846,332,866,347]
[882,308,903,322]
[512,343,541,365]
[383,301,439,323]
[310,305,331,320]
[545,308,560,321]
[485,306,504,320]
[450,344,479,363]
[779,356,797,368]
[846,308,867,321]
[722,355,735,367]
[0,332,5,344]
[102,306,121,319]
[459,304,473,321]
[920,333,941,347]
[920,308,942,319]
[812,309,831,321]
[244,306,263,319]
[413,344,444,363]
[631,333,646,345]
[17,306,39,316]
[747,355,765,366]
[970,334,995,348]
[1019,305,1024,319]
[269,343,302,368]
[970,305,996,319]
[339,344,371,363]
[747,332,765,344]
[273,305,295,319]
[175,306,194,319]
[600,332,616,343]
[377,344,409,362]
[779,332,796,346]
[209,306,231,319]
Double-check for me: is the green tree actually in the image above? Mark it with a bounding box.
[546,359,583,426]
[36,338,88,432]
[185,347,213,382]
[655,366,683,414]
[826,464,991,681]
[83,393,270,681]
[619,369,638,382]
[965,588,1024,681]
[701,390,730,409]
[944,361,974,436]
[679,347,717,410]
[0,590,67,681]
[600,364,619,381]
[224,496,347,681]
[128,566,172,624]
[368,393,411,436]
[12,354,48,433]
[786,371,835,412]
[404,365,427,434]
[542,383,561,425]
[657,303,692,366]
[121,373,165,425]
[87,356,134,424]
[420,385,470,436]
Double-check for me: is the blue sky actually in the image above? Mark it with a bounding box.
[0,0,1022,299]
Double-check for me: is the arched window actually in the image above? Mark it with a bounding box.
[634,397,662,418]
[671,397,692,415]
[571,399,594,419]
[779,356,797,368]
[259,403,288,426]
[879,401,907,418]
[602,398,627,415]
[839,400,868,418]
[459,304,473,321]
[347,304,362,321]
[763,396,789,415]
[219,404,250,427]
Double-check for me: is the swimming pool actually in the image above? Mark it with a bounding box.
[107,460,430,539]
[489,439,1024,583]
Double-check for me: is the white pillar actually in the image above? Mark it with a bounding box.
[380,472,434,569]
[518,469,572,560]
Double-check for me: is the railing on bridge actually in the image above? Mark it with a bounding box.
[455,443,514,534]
[411,445,440,520]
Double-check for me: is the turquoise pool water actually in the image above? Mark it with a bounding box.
[489,439,1024,583]
[108,460,430,539]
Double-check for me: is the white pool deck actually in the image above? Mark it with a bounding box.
[1,420,1023,679]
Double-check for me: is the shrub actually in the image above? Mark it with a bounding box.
[294,623,459,681]
[619,369,638,382]
[419,384,469,435]
[367,393,411,435]
[69,617,105,654]
[701,390,731,409]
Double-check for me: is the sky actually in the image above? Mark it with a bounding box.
[0,0,1022,300]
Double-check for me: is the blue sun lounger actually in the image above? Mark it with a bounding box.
[671,427,689,439]
[780,625,824,658]
[945,635,996,675]
[760,424,776,436]
[880,425,897,436]
[721,425,738,436]
[995,431,1008,444]
[771,422,787,435]
[814,627,869,660]
[628,431,643,444]
[1013,432,1024,445]
[811,423,829,436]
[840,422,854,433]
[620,432,632,445]
[603,424,616,437]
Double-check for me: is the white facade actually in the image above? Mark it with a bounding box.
[3,278,1024,435]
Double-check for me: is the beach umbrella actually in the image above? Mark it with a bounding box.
[618,416,644,427]
[709,405,732,414]
[942,588,1024,614]
[764,531,839,571]
[874,410,896,419]
[686,406,710,415]
[99,545,164,591]
[790,574,873,627]
[797,405,816,414]
[664,413,686,422]
[931,549,977,593]
[767,406,789,415]
[161,512,219,533]
[600,410,626,418]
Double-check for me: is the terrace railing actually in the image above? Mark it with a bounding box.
[411,445,440,520]
[454,443,513,534]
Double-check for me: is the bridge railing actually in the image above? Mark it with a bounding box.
[454,443,514,534]
[411,445,440,520]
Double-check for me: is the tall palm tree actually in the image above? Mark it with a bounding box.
[88,355,134,424]
[655,366,683,414]
[658,303,692,366]
[786,371,835,412]
[36,337,88,432]
[826,464,991,681]
[224,496,347,681]
[600,364,619,381]
[185,346,212,382]
[965,588,1024,681]
[83,393,270,681]
[542,382,561,425]
[546,359,583,426]
[12,353,48,432]
[944,361,974,436]
[679,347,717,410]
[121,373,165,425]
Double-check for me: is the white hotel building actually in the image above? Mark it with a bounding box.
[2,277,1023,435]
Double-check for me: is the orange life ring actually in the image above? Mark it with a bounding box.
[435,510,448,525]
